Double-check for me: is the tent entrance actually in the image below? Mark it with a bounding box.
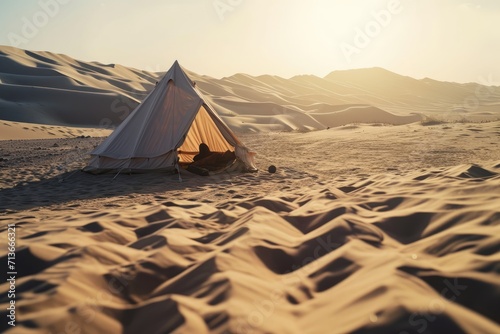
[178,105,234,163]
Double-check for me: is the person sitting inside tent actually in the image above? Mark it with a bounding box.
[193,143,211,162]
[190,143,236,172]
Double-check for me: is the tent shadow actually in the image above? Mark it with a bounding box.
[0,168,252,213]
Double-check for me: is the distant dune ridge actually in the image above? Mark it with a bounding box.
[1,45,499,135]
[0,46,154,129]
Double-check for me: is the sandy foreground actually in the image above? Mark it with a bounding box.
[1,121,499,333]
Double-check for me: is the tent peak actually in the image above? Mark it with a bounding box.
[172,60,182,68]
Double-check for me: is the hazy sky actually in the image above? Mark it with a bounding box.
[0,0,499,83]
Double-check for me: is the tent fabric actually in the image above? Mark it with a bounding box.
[178,106,234,163]
[84,61,256,173]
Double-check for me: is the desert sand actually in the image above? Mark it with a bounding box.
[0,120,111,140]
[1,47,500,333]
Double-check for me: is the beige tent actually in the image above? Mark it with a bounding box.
[84,61,256,174]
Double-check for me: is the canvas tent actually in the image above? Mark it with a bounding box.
[84,61,256,174]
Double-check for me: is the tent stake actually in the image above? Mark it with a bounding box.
[175,163,182,183]
[112,168,124,181]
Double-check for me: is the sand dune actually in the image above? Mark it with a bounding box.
[2,46,499,135]
[0,46,155,128]
[309,105,421,127]
[1,121,499,333]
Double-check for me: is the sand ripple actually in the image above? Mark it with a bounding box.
[1,163,499,333]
